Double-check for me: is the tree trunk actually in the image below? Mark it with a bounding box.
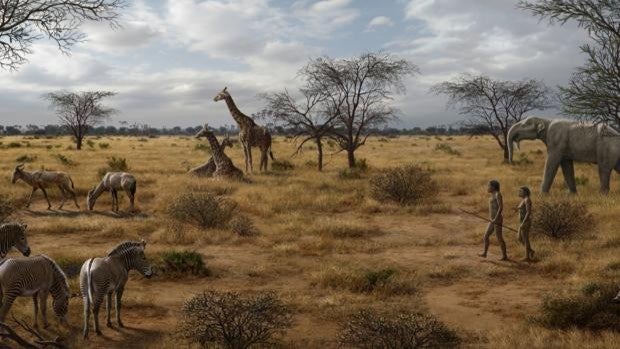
[76,136,83,150]
[502,144,509,162]
[316,137,323,171]
[347,148,356,168]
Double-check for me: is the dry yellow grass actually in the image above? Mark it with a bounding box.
[0,134,618,348]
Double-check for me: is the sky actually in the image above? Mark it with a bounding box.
[0,0,589,129]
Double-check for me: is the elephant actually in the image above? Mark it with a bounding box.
[507,117,620,194]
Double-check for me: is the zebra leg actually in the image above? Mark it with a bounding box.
[115,287,124,327]
[32,294,39,328]
[26,187,38,208]
[40,187,52,210]
[109,190,116,212]
[0,294,15,323]
[92,294,104,335]
[39,292,50,328]
[125,189,134,212]
[106,292,113,327]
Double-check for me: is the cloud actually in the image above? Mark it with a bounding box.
[366,16,395,31]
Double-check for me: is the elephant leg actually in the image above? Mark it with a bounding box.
[541,155,562,193]
[598,166,612,195]
[560,160,577,194]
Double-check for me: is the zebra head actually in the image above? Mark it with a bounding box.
[86,188,96,211]
[109,240,154,278]
[47,255,71,324]
[11,164,25,184]
[1,222,31,257]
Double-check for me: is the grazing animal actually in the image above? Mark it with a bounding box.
[188,133,234,177]
[11,164,80,210]
[195,124,244,180]
[87,172,137,212]
[508,117,620,194]
[214,87,274,173]
[0,255,72,328]
[80,240,153,338]
[0,222,31,258]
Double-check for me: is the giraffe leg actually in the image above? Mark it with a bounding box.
[247,145,254,173]
[242,143,250,173]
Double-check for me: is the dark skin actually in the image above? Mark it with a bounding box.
[479,183,508,261]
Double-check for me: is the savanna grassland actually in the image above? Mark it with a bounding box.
[0,133,618,348]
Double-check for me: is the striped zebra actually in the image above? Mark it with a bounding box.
[80,240,153,338]
[0,255,72,328]
[0,222,32,258]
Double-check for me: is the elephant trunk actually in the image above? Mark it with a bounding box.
[507,125,520,164]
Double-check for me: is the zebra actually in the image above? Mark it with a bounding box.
[80,240,153,338]
[0,255,72,328]
[11,164,80,210]
[87,172,137,212]
[0,222,31,258]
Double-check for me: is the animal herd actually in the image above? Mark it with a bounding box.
[0,222,153,338]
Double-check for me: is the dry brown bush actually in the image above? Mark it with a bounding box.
[370,164,437,205]
[534,200,595,239]
[167,192,237,229]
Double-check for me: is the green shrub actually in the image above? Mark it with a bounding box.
[271,160,294,171]
[534,200,594,239]
[229,215,259,236]
[54,154,75,166]
[167,192,237,229]
[15,154,36,163]
[98,142,110,149]
[179,290,292,349]
[536,282,620,331]
[338,309,460,349]
[370,164,438,205]
[161,251,209,276]
[97,156,129,178]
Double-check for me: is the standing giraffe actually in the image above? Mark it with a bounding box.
[195,124,244,180]
[213,87,274,173]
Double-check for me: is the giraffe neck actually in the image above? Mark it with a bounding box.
[224,95,254,129]
[203,132,226,167]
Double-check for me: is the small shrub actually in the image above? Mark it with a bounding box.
[0,195,15,223]
[86,140,95,148]
[98,142,110,149]
[98,156,129,178]
[339,167,364,180]
[15,154,37,163]
[161,250,209,276]
[536,282,620,331]
[304,160,318,168]
[179,290,292,349]
[54,154,75,166]
[167,192,237,229]
[534,200,594,239]
[434,143,461,156]
[271,159,294,171]
[229,215,259,236]
[7,142,22,148]
[355,158,369,171]
[338,309,460,349]
[54,256,84,278]
[370,164,438,205]
[316,267,418,296]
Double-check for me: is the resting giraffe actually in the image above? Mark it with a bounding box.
[188,133,234,177]
[213,87,274,173]
[195,124,244,180]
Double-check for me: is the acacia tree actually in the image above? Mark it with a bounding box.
[260,87,340,171]
[45,91,117,150]
[302,52,419,168]
[0,0,125,70]
[519,0,620,128]
[432,75,553,161]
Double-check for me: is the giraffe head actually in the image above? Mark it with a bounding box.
[214,87,230,102]
[195,123,212,139]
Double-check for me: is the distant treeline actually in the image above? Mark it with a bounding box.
[0,124,478,137]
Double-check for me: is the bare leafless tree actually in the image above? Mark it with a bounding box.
[519,0,620,129]
[432,75,553,161]
[260,87,339,171]
[302,52,419,168]
[0,0,125,70]
[44,91,117,150]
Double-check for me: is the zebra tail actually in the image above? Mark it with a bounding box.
[86,258,95,304]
